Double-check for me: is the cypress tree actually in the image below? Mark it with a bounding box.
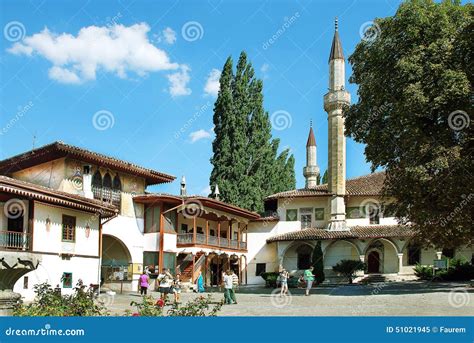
[210,51,296,213]
[312,241,325,285]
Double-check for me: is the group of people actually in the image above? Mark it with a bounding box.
[138,268,182,303]
[279,266,316,296]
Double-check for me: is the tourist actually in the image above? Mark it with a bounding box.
[172,273,182,303]
[139,270,149,295]
[279,268,289,296]
[223,270,237,304]
[157,268,173,302]
[196,271,205,293]
[303,266,316,296]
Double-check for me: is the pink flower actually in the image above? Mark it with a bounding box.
[156,299,165,308]
[132,313,140,316]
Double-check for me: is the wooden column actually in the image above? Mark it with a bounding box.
[204,254,208,286]
[238,256,241,285]
[193,216,197,244]
[205,220,209,245]
[217,221,221,247]
[228,220,231,248]
[237,222,241,250]
[158,203,164,273]
[28,199,34,251]
[192,253,195,283]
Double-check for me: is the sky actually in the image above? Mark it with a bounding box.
[0,0,403,195]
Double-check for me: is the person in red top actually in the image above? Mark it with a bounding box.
[139,270,149,295]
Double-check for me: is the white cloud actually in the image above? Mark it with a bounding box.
[162,27,177,44]
[203,68,221,96]
[189,129,211,143]
[261,63,269,73]
[8,23,180,84]
[167,65,191,97]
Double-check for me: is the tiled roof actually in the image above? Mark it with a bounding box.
[266,225,415,242]
[0,141,175,185]
[329,30,344,62]
[0,175,118,217]
[266,172,386,199]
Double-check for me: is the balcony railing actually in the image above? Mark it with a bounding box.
[0,231,31,250]
[177,233,247,251]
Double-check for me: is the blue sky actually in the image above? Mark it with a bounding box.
[0,0,402,195]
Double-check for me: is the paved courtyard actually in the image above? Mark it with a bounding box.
[103,281,473,316]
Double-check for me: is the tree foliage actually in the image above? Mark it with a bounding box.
[345,0,473,247]
[332,260,365,284]
[210,52,296,212]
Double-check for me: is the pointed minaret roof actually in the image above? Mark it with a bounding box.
[306,121,316,147]
[329,17,344,62]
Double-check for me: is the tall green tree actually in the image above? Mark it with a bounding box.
[210,52,296,212]
[312,241,325,284]
[345,0,473,247]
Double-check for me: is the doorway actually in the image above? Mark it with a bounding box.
[367,251,380,273]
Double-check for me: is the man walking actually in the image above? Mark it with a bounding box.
[304,266,316,296]
[223,270,237,304]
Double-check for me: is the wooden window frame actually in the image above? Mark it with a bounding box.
[286,209,298,221]
[144,205,161,233]
[62,215,76,242]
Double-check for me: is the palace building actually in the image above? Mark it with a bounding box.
[1,21,472,300]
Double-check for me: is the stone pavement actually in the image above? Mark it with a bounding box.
[103,281,473,316]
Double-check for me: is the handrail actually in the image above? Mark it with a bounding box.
[176,232,247,251]
[0,230,31,250]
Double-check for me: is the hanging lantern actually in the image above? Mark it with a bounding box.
[45,217,51,232]
[85,224,91,238]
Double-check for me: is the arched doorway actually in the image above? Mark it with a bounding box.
[367,251,380,273]
[101,235,132,291]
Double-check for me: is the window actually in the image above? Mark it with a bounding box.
[347,207,363,219]
[442,248,455,259]
[256,263,266,276]
[143,252,158,274]
[314,208,324,221]
[210,229,215,236]
[62,215,76,242]
[144,206,161,233]
[197,226,204,234]
[297,245,312,269]
[23,276,28,289]
[181,224,188,234]
[91,171,102,200]
[62,272,73,288]
[286,209,298,221]
[102,173,112,202]
[300,208,312,229]
[407,244,421,265]
[368,207,380,224]
[112,175,122,207]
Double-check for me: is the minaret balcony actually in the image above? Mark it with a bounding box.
[324,90,351,112]
[303,165,320,177]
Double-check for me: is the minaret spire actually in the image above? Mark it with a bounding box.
[324,19,351,231]
[303,121,319,189]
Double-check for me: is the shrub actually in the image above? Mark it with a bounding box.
[260,272,279,288]
[312,241,325,285]
[332,260,365,284]
[414,264,434,280]
[438,259,474,281]
[14,281,108,316]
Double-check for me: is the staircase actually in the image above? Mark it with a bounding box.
[358,274,386,284]
[179,252,205,283]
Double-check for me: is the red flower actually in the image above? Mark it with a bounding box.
[156,299,165,308]
[132,312,140,316]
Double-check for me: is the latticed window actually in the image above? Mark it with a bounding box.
[102,173,112,202]
[112,175,122,207]
[62,215,76,242]
[92,171,102,200]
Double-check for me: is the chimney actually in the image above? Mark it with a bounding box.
[82,165,93,199]
[180,176,187,196]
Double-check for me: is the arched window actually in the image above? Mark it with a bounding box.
[91,171,102,200]
[112,175,122,207]
[297,245,312,270]
[102,173,112,202]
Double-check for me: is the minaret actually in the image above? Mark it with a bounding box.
[324,18,350,231]
[180,176,187,196]
[303,121,320,188]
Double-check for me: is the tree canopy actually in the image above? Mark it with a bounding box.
[345,0,473,247]
[210,52,296,213]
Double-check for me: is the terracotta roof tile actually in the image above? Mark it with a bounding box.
[267,225,415,242]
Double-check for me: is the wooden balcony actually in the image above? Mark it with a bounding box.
[0,231,31,251]
[177,233,247,251]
